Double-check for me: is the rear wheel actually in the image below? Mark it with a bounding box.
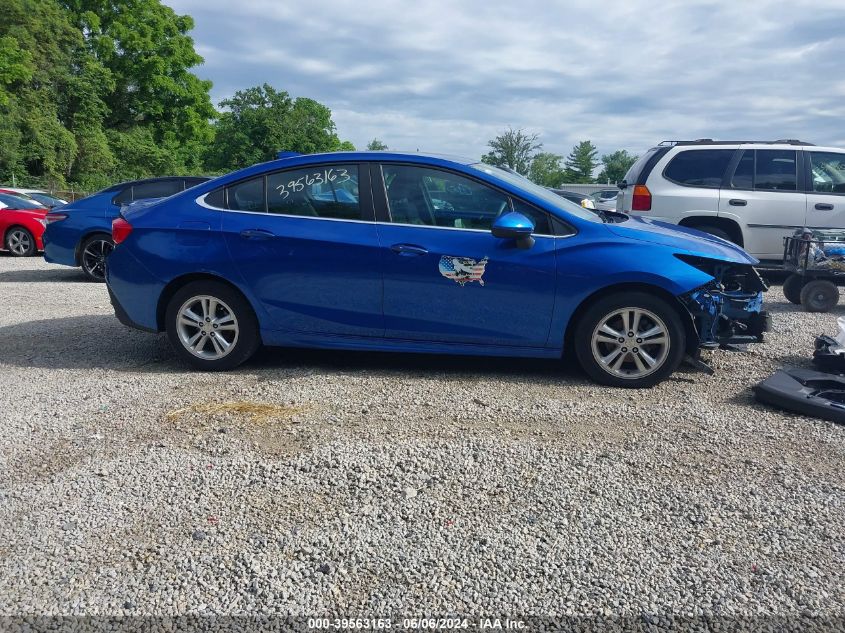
[574,292,686,388]
[800,279,839,313]
[165,280,260,371]
[79,234,114,282]
[5,227,36,256]
[782,274,805,305]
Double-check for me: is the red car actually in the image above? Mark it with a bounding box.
[0,192,48,256]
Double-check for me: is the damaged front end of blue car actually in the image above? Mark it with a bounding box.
[676,255,772,348]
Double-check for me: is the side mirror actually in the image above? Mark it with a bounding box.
[492,211,535,249]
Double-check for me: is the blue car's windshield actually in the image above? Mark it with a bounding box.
[469,163,603,223]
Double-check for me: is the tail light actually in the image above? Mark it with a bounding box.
[631,185,652,211]
[45,213,68,224]
[112,218,133,245]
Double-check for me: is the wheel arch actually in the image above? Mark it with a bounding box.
[156,272,259,332]
[678,216,744,247]
[74,230,113,266]
[563,282,700,358]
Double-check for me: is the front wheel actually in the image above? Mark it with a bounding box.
[5,227,36,256]
[165,280,260,371]
[79,234,114,282]
[574,292,686,388]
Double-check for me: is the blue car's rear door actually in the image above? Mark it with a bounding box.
[218,162,384,337]
[373,163,557,347]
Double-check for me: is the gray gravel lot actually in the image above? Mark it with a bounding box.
[0,255,843,624]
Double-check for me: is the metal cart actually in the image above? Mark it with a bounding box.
[782,229,845,312]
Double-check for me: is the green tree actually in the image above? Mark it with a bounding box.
[481,127,541,175]
[63,0,216,174]
[367,138,388,151]
[596,149,638,184]
[206,84,354,171]
[528,152,565,187]
[563,140,599,183]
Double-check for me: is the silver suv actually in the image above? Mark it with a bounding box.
[616,139,845,263]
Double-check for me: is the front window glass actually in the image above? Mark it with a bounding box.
[267,165,361,219]
[664,149,734,187]
[383,165,512,230]
[228,176,265,212]
[755,150,797,191]
[470,163,602,223]
[810,152,845,194]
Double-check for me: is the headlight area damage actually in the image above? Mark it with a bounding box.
[676,255,772,349]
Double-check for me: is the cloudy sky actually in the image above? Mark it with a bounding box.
[168,0,845,161]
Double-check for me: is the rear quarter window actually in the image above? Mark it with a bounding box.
[663,149,735,188]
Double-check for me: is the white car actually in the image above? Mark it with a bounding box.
[615,139,845,263]
[0,187,68,209]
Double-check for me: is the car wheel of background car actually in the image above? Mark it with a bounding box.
[165,280,260,371]
[79,234,114,282]
[782,274,806,305]
[800,279,839,313]
[4,227,36,256]
[694,225,734,244]
[574,292,685,388]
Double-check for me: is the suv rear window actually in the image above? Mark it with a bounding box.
[623,147,664,184]
[663,149,734,188]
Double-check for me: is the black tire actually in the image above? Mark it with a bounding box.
[573,291,686,388]
[165,280,260,371]
[782,274,805,305]
[800,279,839,313]
[5,226,36,256]
[79,234,114,282]
[694,225,735,244]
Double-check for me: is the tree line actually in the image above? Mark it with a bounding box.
[0,0,356,191]
[481,128,638,187]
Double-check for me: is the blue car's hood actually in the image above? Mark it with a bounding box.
[607,216,759,265]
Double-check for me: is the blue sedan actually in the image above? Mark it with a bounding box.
[43,176,210,281]
[105,152,769,387]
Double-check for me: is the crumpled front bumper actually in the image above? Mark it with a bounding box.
[680,269,771,347]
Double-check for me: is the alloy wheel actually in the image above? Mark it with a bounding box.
[176,295,240,360]
[8,230,32,255]
[81,239,114,280]
[591,307,671,380]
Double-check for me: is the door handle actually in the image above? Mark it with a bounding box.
[390,243,428,256]
[729,199,747,206]
[239,229,275,240]
[815,203,834,211]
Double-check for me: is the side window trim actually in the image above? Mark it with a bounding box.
[375,161,564,236]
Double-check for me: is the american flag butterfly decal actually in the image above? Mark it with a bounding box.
[438,255,489,286]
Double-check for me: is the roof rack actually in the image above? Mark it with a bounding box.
[658,139,814,147]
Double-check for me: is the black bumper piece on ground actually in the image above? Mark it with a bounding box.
[753,366,845,424]
[107,286,158,333]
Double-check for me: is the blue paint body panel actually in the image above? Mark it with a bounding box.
[42,190,113,266]
[105,151,766,360]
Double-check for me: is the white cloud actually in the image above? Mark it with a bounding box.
[171,0,845,159]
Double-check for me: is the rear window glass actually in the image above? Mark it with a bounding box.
[228,177,265,212]
[266,165,361,220]
[623,148,662,184]
[755,150,797,191]
[133,180,183,200]
[663,149,734,188]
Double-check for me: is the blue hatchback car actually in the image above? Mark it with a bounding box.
[43,176,210,281]
[105,152,769,387]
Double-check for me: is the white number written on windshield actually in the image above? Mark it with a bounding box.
[274,168,351,199]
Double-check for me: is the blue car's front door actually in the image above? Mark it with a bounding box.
[374,163,557,347]
[218,163,384,337]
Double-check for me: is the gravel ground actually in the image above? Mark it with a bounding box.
[0,255,843,627]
